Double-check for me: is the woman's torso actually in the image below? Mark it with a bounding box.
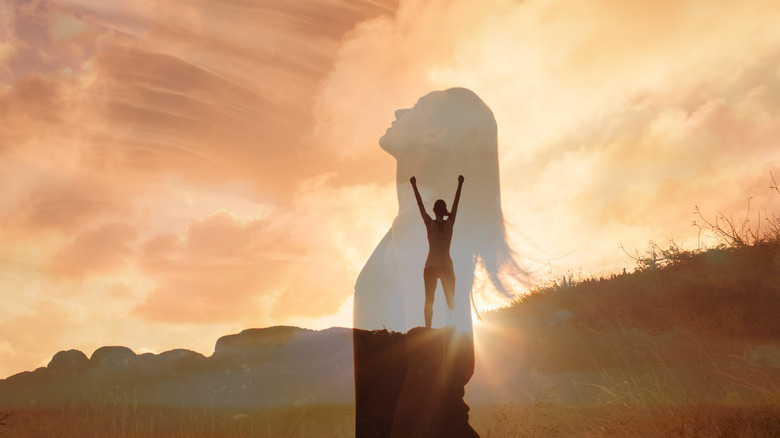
[424,218,454,268]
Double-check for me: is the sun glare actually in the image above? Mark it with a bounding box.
[471,315,524,403]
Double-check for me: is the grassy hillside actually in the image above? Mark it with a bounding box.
[491,240,780,339]
[471,206,780,436]
[481,240,780,390]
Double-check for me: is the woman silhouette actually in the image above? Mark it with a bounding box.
[410,175,464,329]
[354,87,523,333]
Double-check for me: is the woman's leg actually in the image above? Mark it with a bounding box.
[440,268,456,312]
[423,268,438,329]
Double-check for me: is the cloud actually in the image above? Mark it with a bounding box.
[3,0,403,216]
[0,0,106,83]
[133,177,394,325]
[53,0,401,194]
[269,176,395,319]
[0,299,82,374]
[312,0,499,160]
[51,222,138,278]
[1,0,405,377]
[12,173,130,232]
[0,74,69,150]
[502,58,780,273]
[313,0,780,276]
[132,210,285,323]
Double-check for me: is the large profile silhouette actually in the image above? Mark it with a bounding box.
[354,87,521,334]
[353,87,523,437]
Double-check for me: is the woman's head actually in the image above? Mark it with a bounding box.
[433,199,448,217]
[428,87,497,155]
[379,90,445,156]
[390,87,526,298]
[379,88,496,157]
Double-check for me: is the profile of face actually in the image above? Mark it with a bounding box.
[378,91,446,157]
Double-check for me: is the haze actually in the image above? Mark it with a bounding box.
[1,0,779,378]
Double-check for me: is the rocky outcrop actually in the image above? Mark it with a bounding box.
[214,326,301,356]
[391,327,478,438]
[90,346,136,368]
[354,327,479,438]
[0,326,353,409]
[353,329,408,437]
[47,350,89,373]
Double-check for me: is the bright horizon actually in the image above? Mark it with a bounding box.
[2,0,780,378]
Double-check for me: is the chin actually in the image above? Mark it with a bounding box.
[378,135,397,156]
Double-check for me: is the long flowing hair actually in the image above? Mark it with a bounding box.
[428,88,527,307]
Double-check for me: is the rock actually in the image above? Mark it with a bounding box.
[133,349,207,376]
[157,349,207,368]
[391,327,478,438]
[0,327,355,409]
[47,350,89,373]
[90,346,136,368]
[214,326,304,358]
[354,327,479,438]
[353,329,408,438]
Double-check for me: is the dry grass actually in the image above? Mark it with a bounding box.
[0,404,354,438]
[4,403,776,437]
[474,388,561,438]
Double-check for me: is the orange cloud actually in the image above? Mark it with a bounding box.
[132,211,287,323]
[51,222,138,278]
[1,0,105,83]
[133,176,394,325]
[310,0,780,283]
[0,299,81,375]
[0,74,68,149]
[15,174,130,232]
[1,0,402,378]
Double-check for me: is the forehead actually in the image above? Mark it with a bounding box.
[415,91,445,108]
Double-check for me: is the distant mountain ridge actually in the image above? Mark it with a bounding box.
[0,326,354,408]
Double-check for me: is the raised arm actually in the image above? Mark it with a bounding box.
[450,175,465,220]
[410,176,430,222]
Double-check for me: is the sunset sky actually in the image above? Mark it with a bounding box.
[2,0,780,378]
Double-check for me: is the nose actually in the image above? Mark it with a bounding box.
[394,108,410,120]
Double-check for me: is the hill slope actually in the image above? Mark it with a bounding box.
[471,242,780,405]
